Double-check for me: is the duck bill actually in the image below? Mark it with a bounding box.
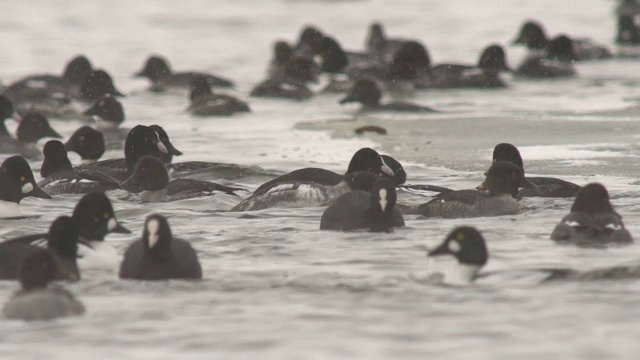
[339,95,356,105]
[120,176,144,193]
[520,178,537,189]
[45,128,63,139]
[113,89,126,97]
[476,182,487,191]
[164,141,183,156]
[111,220,131,234]
[428,242,451,257]
[27,183,52,199]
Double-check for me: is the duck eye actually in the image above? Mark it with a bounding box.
[104,213,109,219]
[79,136,85,141]
[19,176,26,182]
[455,233,465,241]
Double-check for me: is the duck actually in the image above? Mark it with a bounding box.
[320,177,404,232]
[267,41,294,79]
[252,147,396,197]
[2,247,84,321]
[426,45,511,88]
[231,171,379,211]
[134,55,234,91]
[0,95,21,138]
[79,70,125,102]
[365,22,408,63]
[250,56,319,101]
[616,15,640,46]
[119,156,244,203]
[416,161,533,218]
[294,25,326,57]
[339,78,436,112]
[187,75,250,116]
[0,112,63,158]
[83,94,125,128]
[4,192,131,270]
[119,214,202,280]
[427,226,488,286]
[38,140,117,195]
[515,35,577,78]
[512,20,612,61]
[3,55,93,102]
[0,216,80,280]
[64,126,106,165]
[0,156,51,217]
[477,143,581,197]
[550,183,633,247]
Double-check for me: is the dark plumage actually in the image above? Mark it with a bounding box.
[119,214,202,280]
[134,55,234,89]
[550,183,633,247]
[320,177,404,232]
[340,78,435,112]
[252,147,398,197]
[478,143,581,197]
[2,248,84,321]
[417,162,531,218]
[188,75,250,116]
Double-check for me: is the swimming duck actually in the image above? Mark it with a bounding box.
[79,70,124,102]
[0,112,62,158]
[365,22,408,63]
[2,248,84,321]
[188,75,250,116]
[252,147,396,197]
[417,162,533,218]
[134,55,234,90]
[83,94,125,128]
[550,183,633,247]
[427,226,488,286]
[477,143,581,198]
[512,20,612,61]
[0,156,51,216]
[250,56,319,101]
[427,45,511,88]
[120,156,244,203]
[64,126,106,165]
[339,78,436,112]
[0,216,80,280]
[320,177,404,232]
[0,95,20,138]
[515,35,577,78]
[119,214,202,280]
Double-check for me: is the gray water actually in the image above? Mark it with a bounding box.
[2,0,640,358]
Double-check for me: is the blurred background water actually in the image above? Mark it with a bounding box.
[2,0,640,359]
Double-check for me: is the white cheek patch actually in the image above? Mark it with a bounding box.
[605,223,622,230]
[21,183,33,194]
[378,188,388,211]
[107,218,117,231]
[146,219,160,248]
[565,221,581,227]
[157,141,168,154]
[448,240,461,253]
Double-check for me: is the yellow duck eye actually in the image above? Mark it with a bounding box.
[19,176,26,182]
[456,233,465,241]
[79,136,85,141]
[104,213,109,219]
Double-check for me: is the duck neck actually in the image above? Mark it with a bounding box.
[367,207,394,232]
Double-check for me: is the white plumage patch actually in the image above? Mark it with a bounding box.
[147,219,160,248]
[107,218,117,231]
[565,221,581,227]
[605,223,622,230]
[21,183,33,194]
[448,240,461,253]
[379,188,388,211]
[266,183,299,194]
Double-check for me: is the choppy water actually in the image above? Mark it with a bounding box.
[2,0,640,358]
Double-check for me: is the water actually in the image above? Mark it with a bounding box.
[2,0,640,358]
